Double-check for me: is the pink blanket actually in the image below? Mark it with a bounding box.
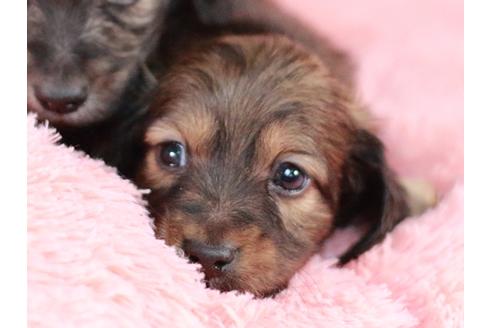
[28,0,463,327]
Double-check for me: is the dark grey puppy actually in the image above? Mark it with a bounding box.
[27,0,171,176]
[28,0,168,126]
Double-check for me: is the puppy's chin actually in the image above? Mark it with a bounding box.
[205,275,236,293]
[205,272,287,298]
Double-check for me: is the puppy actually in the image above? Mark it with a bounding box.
[27,0,170,175]
[27,0,167,126]
[135,31,435,297]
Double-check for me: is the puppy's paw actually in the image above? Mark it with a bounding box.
[399,178,438,216]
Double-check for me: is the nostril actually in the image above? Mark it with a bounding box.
[188,255,199,264]
[213,260,230,271]
[65,98,85,110]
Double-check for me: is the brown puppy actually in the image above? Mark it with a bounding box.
[135,34,424,297]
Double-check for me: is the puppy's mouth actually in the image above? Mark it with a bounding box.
[206,275,286,298]
[204,275,236,293]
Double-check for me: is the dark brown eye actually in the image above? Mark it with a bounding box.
[272,162,309,194]
[158,141,186,168]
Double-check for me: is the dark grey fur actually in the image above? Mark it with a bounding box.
[28,0,168,126]
[27,0,170,176]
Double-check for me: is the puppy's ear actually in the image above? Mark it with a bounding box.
[335,129,409,265]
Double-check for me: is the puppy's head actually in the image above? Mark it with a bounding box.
[137,35,409,297]
[27,0,168,126]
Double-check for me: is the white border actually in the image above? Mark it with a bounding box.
[0,1,27,327]
[465,0,492,326]
[0,0,479,326]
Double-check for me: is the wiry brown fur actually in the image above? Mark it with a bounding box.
[136,34,413,297]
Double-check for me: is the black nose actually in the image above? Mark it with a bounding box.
[182,240,236,278]
[35,84,88,114]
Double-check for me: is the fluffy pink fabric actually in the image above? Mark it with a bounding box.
[28,0,463,327]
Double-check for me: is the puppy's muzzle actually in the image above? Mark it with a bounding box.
[182,240,237,279]
[34,81,88,115]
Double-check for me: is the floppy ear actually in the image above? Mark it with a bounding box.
[335,129,410,265]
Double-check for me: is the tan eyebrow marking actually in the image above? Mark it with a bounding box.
[254,120,328,184]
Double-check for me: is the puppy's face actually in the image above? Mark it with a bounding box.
[27,0,167,126]
[137,36,408,297]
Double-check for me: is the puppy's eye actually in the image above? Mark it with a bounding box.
[272,162,309,194]
[158,141,186,169]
